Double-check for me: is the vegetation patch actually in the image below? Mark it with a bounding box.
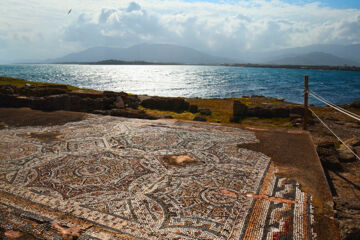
[0,76,81,91]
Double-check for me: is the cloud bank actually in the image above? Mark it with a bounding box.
[1,0,360,62]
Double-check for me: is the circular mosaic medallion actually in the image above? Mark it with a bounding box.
[74,164,109,177]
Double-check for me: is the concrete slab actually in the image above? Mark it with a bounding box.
[0,115,337,239]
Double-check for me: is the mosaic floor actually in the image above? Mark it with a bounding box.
[0,116,315,239]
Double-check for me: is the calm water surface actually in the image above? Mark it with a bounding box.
[1,64,359,105]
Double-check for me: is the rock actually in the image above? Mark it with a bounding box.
[199,108,211,116]
[18,86,68,97]
[233,101,248,117]
[141,97,190,112]
[289,113,302,119]
[193,116,206,122]
[110,109,157,120]
[0,84,16,95]
[344,122,359,128]
[0,121,8,129]
[344,138,360,147]
[291,118,302,126]
[189,105,198,113]
[318,141,336,149]
[337,144,356,162]
[92,110,110,115]
[114,96,125,109]
[289,106,304,115]
[320,155,343,171]
[103,91,118,99]
[317,146,337,157]
[248,105,290,118]
[122,94,140,109]
[251,95,265,98]
[70,91,104,99]
[277,97,285,101]
[0,94,31,108]
[350,100,360,108]
[162,115,173,119]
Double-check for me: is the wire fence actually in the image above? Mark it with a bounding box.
[306,86,360,161]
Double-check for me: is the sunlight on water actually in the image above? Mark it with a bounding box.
[1,64,360,105]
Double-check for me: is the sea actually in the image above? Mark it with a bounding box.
[1,64,360,105]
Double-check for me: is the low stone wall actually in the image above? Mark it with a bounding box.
[0,84,157,119]
[231,99,305,123]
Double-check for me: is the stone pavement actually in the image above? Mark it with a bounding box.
[0,116,325,239]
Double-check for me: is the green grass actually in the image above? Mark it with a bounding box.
[0,76,80,91]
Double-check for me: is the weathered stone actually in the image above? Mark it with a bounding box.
[199,108,211,116]
[337,144,356,162]
[350,100,360,108]
[233,101,248,117]
[127,95,140,109]
[289,113,302,119]
[193,116,206,122]
[114,96,125,109]
[110,109,157,120]
[0,85,16,95]
[289,106,304,115]
[0,94,32,108]
[248,105,290,118]
[317,146,337,157]
[103,91,118,99]
[0,121,8,129]
[70,91,104,99]
[92,110,110,115]
[344,138,360,147]
[18,86,67,97]
[189,105,198,113]
[141,97,190,112]
[320,155,343,171]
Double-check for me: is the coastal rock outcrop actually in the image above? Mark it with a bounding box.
[231,101,248,122]
[0,85,143,118]
[141,97,190,112]
[350,101,360,109]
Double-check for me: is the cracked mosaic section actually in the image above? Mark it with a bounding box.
[0,116,315,239]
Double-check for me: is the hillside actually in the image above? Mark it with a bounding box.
[268,52,359,66]
[50,43,234,64]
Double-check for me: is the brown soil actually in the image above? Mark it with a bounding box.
[306,106,360,240]
[0,108,88,127]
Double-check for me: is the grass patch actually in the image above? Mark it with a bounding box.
[139,106,198,121]
[241,117,292,128]
[0,76,81,91]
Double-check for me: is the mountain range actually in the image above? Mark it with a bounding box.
[49,43,360,66]
[50,44,233,65]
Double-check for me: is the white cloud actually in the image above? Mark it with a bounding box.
[0,0,360,62]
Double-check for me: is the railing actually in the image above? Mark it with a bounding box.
[303,75,360,161]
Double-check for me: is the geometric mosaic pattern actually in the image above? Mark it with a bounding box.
[0,116,316,239]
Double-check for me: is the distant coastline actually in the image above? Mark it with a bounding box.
[48,59,360,72]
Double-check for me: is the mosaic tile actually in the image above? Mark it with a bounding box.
[0,116,316,239]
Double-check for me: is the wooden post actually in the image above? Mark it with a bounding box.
[303,76,309,130]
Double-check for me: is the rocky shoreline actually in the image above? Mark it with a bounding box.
[0,78,307,122]
[1,76,360,239]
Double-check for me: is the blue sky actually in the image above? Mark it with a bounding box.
[0,0,360,63]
